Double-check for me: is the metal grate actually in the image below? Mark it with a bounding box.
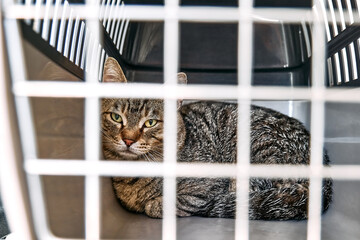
[1,0,360,239]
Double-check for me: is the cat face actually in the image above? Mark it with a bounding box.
[102,98,164,161]
[101,57,187,161]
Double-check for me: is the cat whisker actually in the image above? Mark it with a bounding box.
[149,150,163,156]
[150,152,159,162]
[148,151,163,160]
[143,153,151,162]
[144,153,156,162]
[149,149,163,156]
[147,152,159,162]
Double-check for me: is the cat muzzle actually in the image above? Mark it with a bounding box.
[123,139,135,147]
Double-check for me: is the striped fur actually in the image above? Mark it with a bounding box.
[101,58,332,220]
[101,99,333,219]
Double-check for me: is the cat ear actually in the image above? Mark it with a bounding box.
[177,72,187,109]
[177,72,187,85]
[103,57,128,83]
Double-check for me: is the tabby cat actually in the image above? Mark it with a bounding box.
[101,57,332,220]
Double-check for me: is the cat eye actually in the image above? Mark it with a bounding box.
[144,119,158,128]
[110,113,122,123]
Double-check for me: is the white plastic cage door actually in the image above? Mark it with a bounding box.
[1,0,360,240]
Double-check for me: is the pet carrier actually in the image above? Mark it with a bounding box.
[1,0,360,239]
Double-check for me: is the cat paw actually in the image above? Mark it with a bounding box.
[145,198,163,218]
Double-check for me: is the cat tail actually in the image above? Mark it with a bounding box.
[248,178,333,220]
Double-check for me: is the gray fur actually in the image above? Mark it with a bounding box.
[102,99,333,220]
[101,57,332,220]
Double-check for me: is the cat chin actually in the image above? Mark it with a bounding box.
[118,150,141,160]
[119,151,161,162]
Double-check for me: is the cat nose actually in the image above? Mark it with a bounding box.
[123,139,135,147]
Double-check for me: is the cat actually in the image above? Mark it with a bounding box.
[101,57,333,220]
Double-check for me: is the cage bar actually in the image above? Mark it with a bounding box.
[3,18,54,239]
[0,9,32,239]
[23,160,360,180]
[84,0,101,237]
[7,4,360,24]
[1,5,316,23]
[235,0,254,239]
[307,2,327,240]
[12,81,360,102]
[162,0,180,239]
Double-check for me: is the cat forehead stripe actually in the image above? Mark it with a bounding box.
[129,99,146,113]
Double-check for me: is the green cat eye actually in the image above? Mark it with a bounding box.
[144,119,158,128]
[110,113,122,123]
